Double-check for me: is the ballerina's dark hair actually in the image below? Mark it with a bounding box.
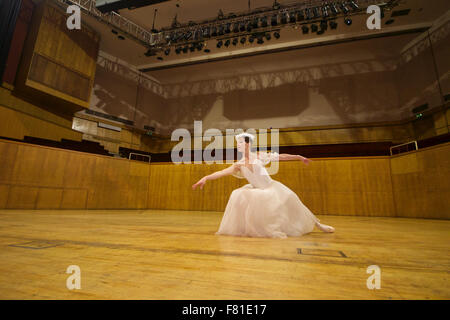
[244,136,251,144]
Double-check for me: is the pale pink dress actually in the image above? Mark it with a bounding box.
[215,151,320,238]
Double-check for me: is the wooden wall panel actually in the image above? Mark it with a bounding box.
[13,0,99,112]
[0,142,18,182]
[36,187,63,209]
[0,184,10,209]
[6,185,39,209]
[0,139,448,218]
[34,5,98,77]
[0,87,82,143]
[391,142,450,219]
[271,158,396,217]
[28,53,91,101]
[60,189,88,209]
[127,162,150,209]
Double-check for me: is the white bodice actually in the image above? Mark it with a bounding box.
[233,152,279,189]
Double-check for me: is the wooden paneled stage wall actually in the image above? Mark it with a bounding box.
[14,0,99,114]
[0,139,448,219]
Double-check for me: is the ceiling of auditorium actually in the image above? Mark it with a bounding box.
[80,0,450,78]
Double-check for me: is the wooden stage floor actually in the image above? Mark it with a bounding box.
[0,210,448,300]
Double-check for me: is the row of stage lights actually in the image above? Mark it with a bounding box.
[157,17,348,58]
[165,1,359,43]
[151,1,361,58]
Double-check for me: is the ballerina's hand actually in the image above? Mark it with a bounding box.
[192,178,206,190]
[302,157,313,165]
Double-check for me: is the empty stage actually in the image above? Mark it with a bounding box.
[0,210,448,299]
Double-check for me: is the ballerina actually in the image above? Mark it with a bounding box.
[192,132,335,238]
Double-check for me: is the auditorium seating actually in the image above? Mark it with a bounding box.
[0,135,112,156]
[122,141,396,163]
[3,132,448,162]
[121,132,450,162]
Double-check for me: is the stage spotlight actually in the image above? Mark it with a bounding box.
[176,33,185,42]
[289,12,296,23]
[313,7,320,19]
[257,34,264,44]
[302,25,309,34]
[280,13,288,24]
[344,18,352,26]
[233,23,239,33]
[341,3,349,14]
[252,18,259,28]
[330,20,338,29]
[218,25,224,36]
[322,5,329,18]
[193,30,201,41]
[261,16,268,27]
[296,10,305,21]
[144,48,156,56]
[164,48,170,55]
[203,27,210,38]
[169,32,177,42]
[232,38,238,46]
[330,3,339,15]
[240,37,246,44]
[305,8,312,20]
[164,33,171,42]
[224,39,230,47]
[311,23,318,33]
[265,33,271,40]
[217,40,223,48]
[349,1,359,11]
[271,14,278,26]
[211,27,218,37]
[274,31,280,39]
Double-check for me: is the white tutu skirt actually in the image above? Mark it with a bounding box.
[215,180,321,238]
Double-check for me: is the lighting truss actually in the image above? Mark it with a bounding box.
[55,0,400,55]
[54,0,163,46]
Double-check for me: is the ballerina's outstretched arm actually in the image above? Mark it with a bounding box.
[278,154,313,165]
[258,151,313,165]
[192,163,239,190]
